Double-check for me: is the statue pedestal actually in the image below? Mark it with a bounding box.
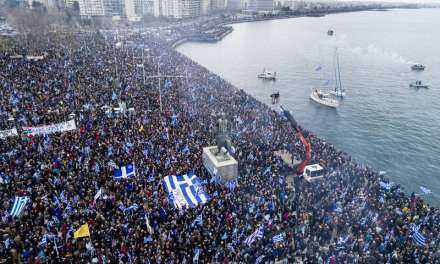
[202,146,238,183]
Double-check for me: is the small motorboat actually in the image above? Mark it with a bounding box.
[411,64,425,71]
[310,89,339,108]
[409,80,429,89]
[257,69,276,80]
[327,30,334,36]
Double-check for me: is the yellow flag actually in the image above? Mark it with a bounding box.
[74,223,90,238]
[139,125,144,133]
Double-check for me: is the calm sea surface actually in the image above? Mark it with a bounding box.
[177,9,440,206]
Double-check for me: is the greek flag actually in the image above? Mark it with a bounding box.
[164,79,172,89]
[193,247,200,263]
[192,214,203,227]
[125,204,140,212]
[256,255,265,264]
[39,235,48,247]
[410,223,426,246]
[163,174,210,209]
[9,196,29,217]
[379,181,393,190]
[171,113,177,126]
[244,226,264,246]
[225,179,237,191]
[272,232,285,243]
[420,186,431,194]
[114,163,135,179]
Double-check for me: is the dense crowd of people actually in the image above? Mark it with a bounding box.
[0,30,439,263]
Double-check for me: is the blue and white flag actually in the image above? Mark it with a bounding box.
[39,235,48,247]
[9,196,29,217]
[244,226,264,246]
[163,174,210,209]
[379,181,393,190]
[410,223,426,246]
[125,204,140,212]
[420,186,432,195]
[193,247,200,263]
[225,179,237,191]
[256,255,265,264]
[164,79,172,89]
[181,145,190,155]
[272,232,285,243]
[315,65,322,71]
[171,113,177,127]
[192,214,203,227]
[114,163,135,179]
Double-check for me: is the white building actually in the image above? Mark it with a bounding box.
[154,0,200,18]
[125,0,142,21]
[200,0,210,14]
[246,0,273,12]
[103,0,124,17]
[211,0,226,12]
[78,0,105,16]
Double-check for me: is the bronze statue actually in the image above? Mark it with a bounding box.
[214,113,234,156]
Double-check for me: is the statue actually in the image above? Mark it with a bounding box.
[214,113,235,157]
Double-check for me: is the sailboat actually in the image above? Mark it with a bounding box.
[310,89,339,108]
[330,49,346,98]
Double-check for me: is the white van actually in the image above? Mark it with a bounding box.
[303,164,324,182]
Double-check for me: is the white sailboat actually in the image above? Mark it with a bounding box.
[330,49,346,98]
[310,89,340,108]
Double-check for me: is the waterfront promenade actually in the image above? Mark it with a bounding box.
[0,30,439,263]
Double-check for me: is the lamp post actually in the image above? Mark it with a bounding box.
[145,61,184,112]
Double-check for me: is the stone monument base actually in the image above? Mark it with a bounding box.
[202,146,238,183]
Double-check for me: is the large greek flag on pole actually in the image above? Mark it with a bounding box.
[163,174,210,209]
[9,196,30,217]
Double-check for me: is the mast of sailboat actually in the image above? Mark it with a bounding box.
[336,49,343,93]
[333,49,339,92]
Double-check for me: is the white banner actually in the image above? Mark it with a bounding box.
[0,128,18,139]
[22,119,77,136]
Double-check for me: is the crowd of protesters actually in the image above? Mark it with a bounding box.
[0,30,439,263]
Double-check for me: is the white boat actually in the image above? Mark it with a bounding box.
[257,69,276,80]
[329,49,346,98]
[409,81,429,89]
[411,64,425,71]
[310,89,340,108]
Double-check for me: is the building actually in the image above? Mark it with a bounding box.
[200,0,210,14]
[225,0,241,10]
[124,0,141,21]
[210,0,225,12]
[78,0,105,16]
[103,0,124,17]
[154,0,200,18]
[129,0,154,17]
[246,0,273,12]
